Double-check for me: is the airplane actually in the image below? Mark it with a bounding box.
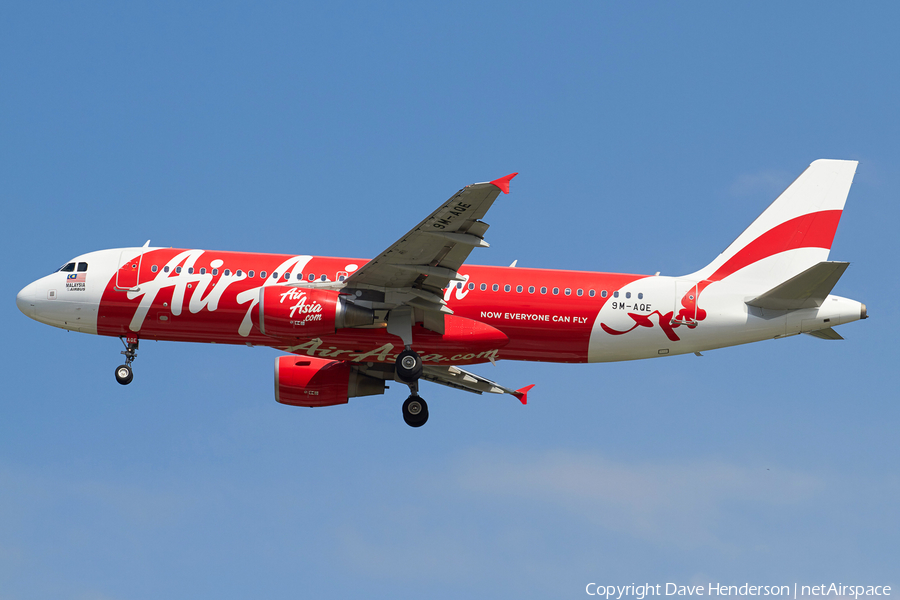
[16,159,866,427]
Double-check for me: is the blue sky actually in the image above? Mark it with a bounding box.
[2,2,898,598]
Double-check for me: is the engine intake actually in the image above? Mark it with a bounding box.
[275,355,386,407]
[259,286,374,339]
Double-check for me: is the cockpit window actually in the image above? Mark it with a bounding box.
[77,262,88,272]
[58,262,75,272]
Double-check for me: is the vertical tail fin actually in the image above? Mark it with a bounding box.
[688,159,858,285]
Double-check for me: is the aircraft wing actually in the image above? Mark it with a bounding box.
[342,174,517,316]
[422,365,534,405]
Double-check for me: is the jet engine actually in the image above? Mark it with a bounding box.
[274,355,386,407]
[259,286,374,339]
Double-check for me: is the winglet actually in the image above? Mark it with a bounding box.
[513,384,535,405]
[490,173,518,194]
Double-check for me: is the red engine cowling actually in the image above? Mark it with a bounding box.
[259,286,373,339]
[275,355,386,407]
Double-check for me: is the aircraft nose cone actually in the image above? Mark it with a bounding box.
[16,284,35,318]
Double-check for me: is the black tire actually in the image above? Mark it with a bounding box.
[402,396,429,428]
[115,364,133,385]
[395,349,423,383]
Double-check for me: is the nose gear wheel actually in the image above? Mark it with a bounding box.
[115,364,133,385]
[115,337,139,385]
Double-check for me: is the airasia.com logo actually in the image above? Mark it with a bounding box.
[279,288,324,324]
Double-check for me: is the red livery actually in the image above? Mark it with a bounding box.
[17,161,867,426]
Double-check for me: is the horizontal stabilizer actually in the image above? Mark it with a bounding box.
[747,261,849,310]
[804,327,844,340]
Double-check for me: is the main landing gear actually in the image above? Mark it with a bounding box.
[396,348,427,427]
[115,337,139,385]
[402,395,428,428]
[395,349,423,383]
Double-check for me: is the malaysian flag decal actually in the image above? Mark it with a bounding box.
[66,272,86,290]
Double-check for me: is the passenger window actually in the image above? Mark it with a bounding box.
[77,262,88,272]
[320,275,327,281]
[564,288,571,296]
[492,284,499,291]
[283,272,290,280]
[613,291,619,298]
[151,265,158,273]
[309,274,315,281]
[200,268,206,275]
[480,283,487,291]
[213,268,219,275]
[504,284,511,292]
[188,267,194,274]
[164,266,170,273]
[638,293,643,300]
[601,290,607,298]
[468,283,475,290]
[516,285,523,293]
[248,271,255,278]
[236,270,243,277]
[528,286,535,293]
[552,287,559,295]
[540,286,547,294]
[625,292,631,299]
[224,269,230,276]
[297,273,303,280]
[589,290,596,297]
[272,272,278,279]
[339,275,345,281]
[577,289,583,296]
[176,267,182,274]
[260,271,266,278]
[457,282,463,290]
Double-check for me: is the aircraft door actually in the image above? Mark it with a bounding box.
[115,250,143,291]
[673,280,699,326]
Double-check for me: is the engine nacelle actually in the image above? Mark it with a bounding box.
[275,355,386,407]
[259,286,373,339]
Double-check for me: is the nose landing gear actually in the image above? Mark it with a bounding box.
[396,348,427,427]
[115,337,139,385]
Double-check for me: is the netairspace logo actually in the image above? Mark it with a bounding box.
[585,584,893,599]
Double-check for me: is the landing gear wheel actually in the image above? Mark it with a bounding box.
[116,337,139,385]
[395,349,423,383]
[402,396,429,428]
[115,364,133,385]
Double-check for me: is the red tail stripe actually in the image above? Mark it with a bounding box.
[708,210,842,282]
